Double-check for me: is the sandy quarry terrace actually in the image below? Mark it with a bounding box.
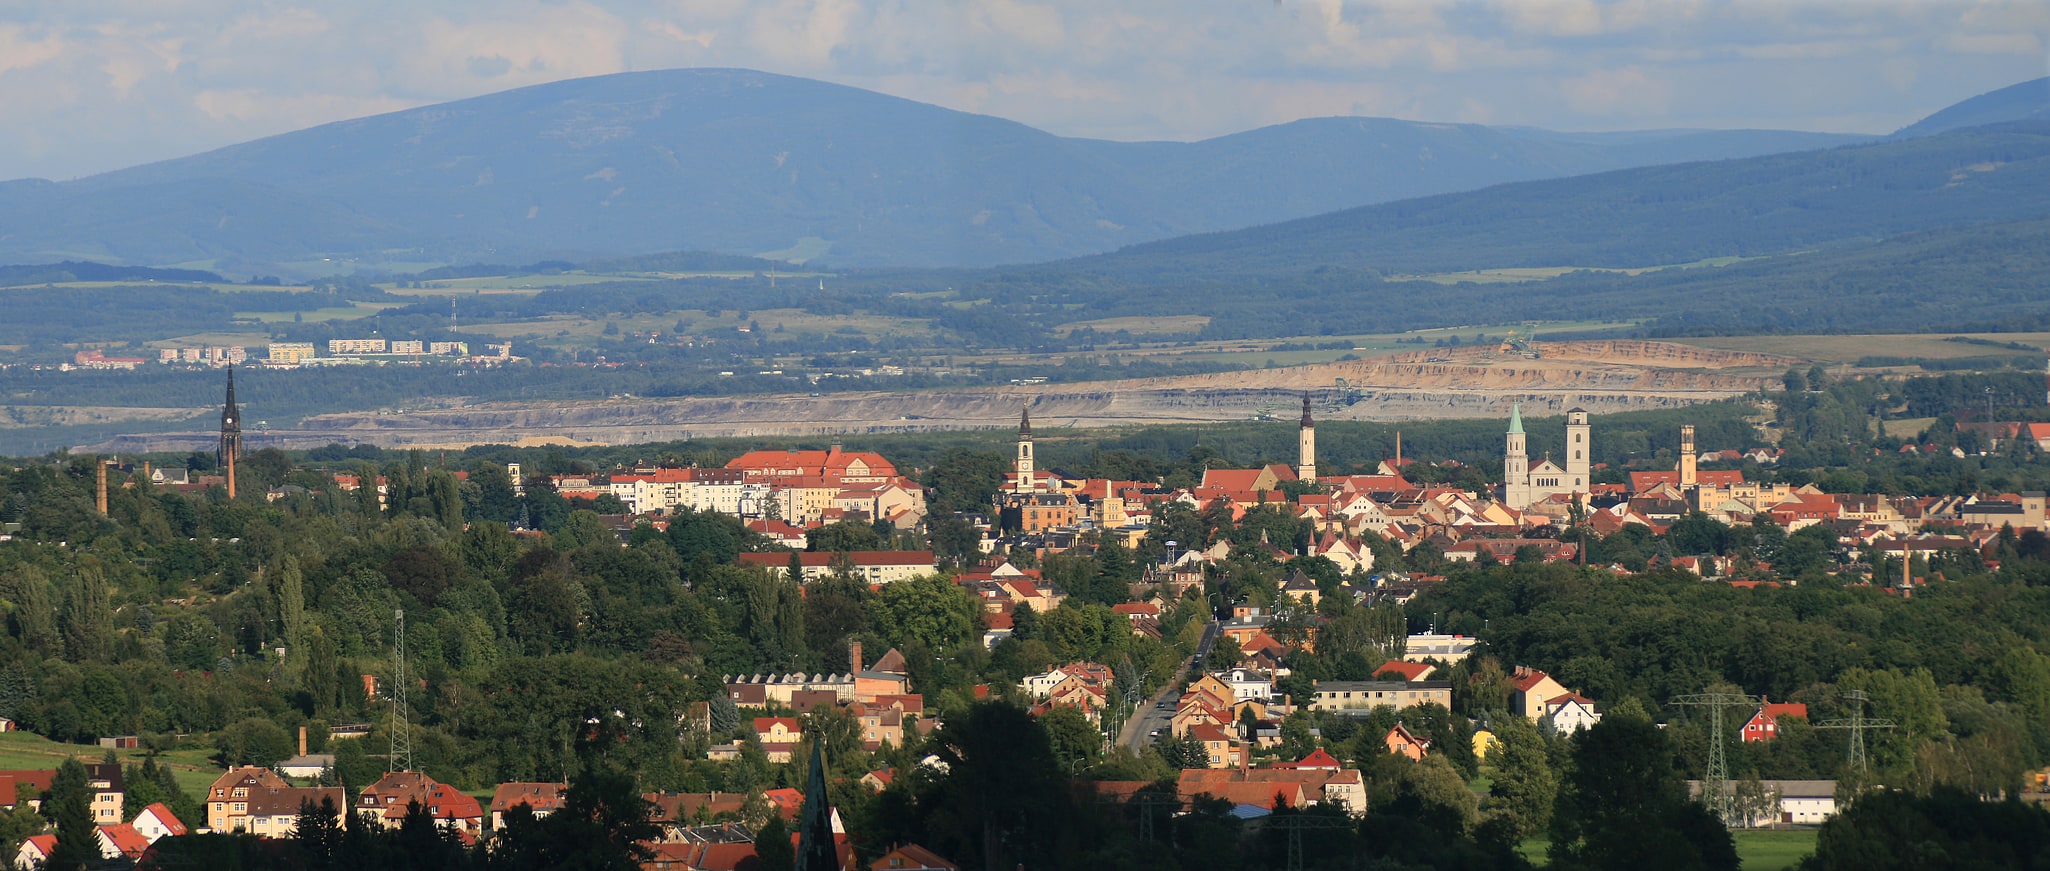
[84,341,1799,452]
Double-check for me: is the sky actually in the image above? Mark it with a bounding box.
[2,0,2046,181]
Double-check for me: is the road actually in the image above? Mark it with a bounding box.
[1117,619,1220,753]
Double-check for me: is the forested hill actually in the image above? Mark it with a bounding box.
[1893,76,2050,138]
[0,68,1863,276]
[1040,121,2050,283]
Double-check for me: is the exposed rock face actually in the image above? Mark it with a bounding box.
[80,340,1790,452]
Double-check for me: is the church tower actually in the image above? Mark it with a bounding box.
[1503,403,1530,508]
[1680,424,1698,488]
[220,367,243,499]
[1565,407,1590,496]
[1014,406,1036,494]
[1296,392,1317,482]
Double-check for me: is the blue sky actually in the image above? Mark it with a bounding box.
[2,0,2045,180]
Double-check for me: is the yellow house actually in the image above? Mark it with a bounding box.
[1471,729,1499,760]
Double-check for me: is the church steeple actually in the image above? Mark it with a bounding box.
[220,367,243,499]
[1014,405,1036,494]
[1296,392,1317,482]
[795,740,840,871]
[1503,402,1530,509]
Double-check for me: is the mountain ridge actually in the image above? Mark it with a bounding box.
[0,67,1873,276]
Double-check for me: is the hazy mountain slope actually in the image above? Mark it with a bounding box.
[1894,77,2050,138]
[1047,122,2050,282]
[0,68,1866,274]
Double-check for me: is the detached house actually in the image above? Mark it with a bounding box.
[1741,697,1808,742]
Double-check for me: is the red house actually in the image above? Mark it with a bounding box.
[1740,697,1807,742]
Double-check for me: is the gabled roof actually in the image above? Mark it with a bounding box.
[489,782,568,814]
[136,803,187,836]
[97,823,151,859]
[869,843,959,870]
[1374,661,1434,682]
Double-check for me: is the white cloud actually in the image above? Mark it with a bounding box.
[0,0,2044,179]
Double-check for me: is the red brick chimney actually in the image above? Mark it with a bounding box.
[849,640,863,674]
[298,726,308,757]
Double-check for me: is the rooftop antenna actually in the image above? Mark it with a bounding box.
[389,609,413,772]
[1673,691,1757,825]
[1815,690,1895,772]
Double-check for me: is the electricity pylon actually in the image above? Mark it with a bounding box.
[1267,812,1353,871]
[1673,691,1757,825]
[1814,690,1895,771]
[389,609,413,773]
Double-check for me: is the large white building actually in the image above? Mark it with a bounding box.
[1502,404,1591,510]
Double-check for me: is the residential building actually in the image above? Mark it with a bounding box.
[207,766,288,832]
[266,342,317,364]
[356,771,484,835]
[1741,697,1808,743]
[869,843,959,870]
[1309,680,1452,713]
[489,782,567,830]
[1510,667,1570,720]
[737,550,937,585]
[1383,724,1429,761]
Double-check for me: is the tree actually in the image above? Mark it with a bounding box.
[58,563,111,662]
[293,796,345,869]
[1802,788,2050,871]
[922,448,1011,515]
[45,758,96,871]
[754,813,793,870]
[808,521,883,553]
[0,564,57,654]
[927,702,1069,871]
[868,575,976,652]
[1389,753,1480,837]
[1549,716,1737,871]
[1482,715,1556,841]
[275,557,308,661]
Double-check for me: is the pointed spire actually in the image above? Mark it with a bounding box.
[1300,391,1314,427]
[1019,406,1033,438]
[795,740,839,870]
[1507,402,1524,435]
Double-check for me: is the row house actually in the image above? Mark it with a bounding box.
[726,647,911,707]
[736,550,937,585]
[1309,680,1452,713]
[1177,759,1366,815]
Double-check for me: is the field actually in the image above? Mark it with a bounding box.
[1517,829,1816,869]
[1399,256,1762,285]
[454,307,934,348]
[1670,332,2050,364]
[239,302,405,323]
[0,731,222,799]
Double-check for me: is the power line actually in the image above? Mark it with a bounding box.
[1672,691,1757,826]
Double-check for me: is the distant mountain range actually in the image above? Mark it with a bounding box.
[0,68,1894,276]
[1045,120,2050,282]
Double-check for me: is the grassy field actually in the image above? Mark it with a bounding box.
[1399,256,1763,285]
[1057,315,1212,336]
[1517,829,1815,869]
[1669,332,2050,364]
[239,302,405,323]
[0,732,222,799]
